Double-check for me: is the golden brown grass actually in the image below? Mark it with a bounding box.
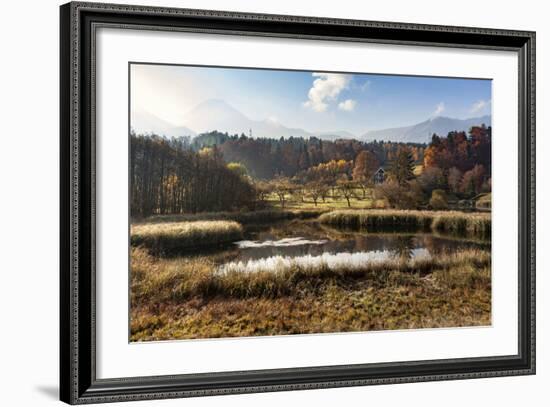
[319,209,491,238]
[130,247,491,341]
[130,220,243,255]
[137,209,326,225]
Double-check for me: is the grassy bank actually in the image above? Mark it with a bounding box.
[130,247,491,340]
[138,208,326,225]
[319,210,433,231]
[131,220,243,255]
[431,213,491,240]
[319,210,490,238]
[131,247,490,302]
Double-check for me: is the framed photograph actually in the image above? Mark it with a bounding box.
[60,1,535,404]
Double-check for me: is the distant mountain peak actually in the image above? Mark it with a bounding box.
[180,99,353,140]
[362,115,491,143]
[131,108,196,138]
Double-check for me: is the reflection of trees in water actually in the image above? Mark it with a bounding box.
[237,221,490,263]
[393,235,416,259]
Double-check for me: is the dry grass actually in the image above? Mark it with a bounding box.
[319,209,491,238]
[319,210,433,231]
[130,220,243,255]
[138,209,326,225]
[431,212,491,240]
[130,247,491,340]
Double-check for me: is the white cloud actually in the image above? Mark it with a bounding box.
[432,102,445,117]
[303,73,352,112]
[470,99,491,114]
[359,80,371,92]
[338,99,357,111]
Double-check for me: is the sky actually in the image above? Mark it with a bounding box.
[131,63,492,136]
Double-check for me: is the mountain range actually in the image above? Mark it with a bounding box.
[132,99,491,144]
[131,108,196,138]
[361,115,492,143]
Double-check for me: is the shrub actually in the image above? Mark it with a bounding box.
[429,189,448,210]
[374,180,424,209]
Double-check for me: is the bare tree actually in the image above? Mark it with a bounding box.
[337,179,357,208]
[272,177,292,209]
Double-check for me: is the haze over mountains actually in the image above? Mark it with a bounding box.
[361,115,492,144]
[132,99,491,144]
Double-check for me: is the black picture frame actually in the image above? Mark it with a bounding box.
[60,1,536,404]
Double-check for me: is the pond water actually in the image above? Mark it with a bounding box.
[183,220,490,273]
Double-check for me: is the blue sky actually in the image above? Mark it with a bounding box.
[131,63,492,135]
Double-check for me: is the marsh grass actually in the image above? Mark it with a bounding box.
[130,220,243,255]
[130,246,491,340]
[431,213,491,240]
[319,210,433,231]
[129,209,492,341]
[138,209,326,225]
[131,247,490,303]
[319,210,490,238]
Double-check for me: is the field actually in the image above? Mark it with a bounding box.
[265,189,384,211]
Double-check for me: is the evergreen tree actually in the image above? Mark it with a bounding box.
[390,147,415,185]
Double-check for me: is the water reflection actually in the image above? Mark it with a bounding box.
[225,220,489,264]
[218,248,431,275]
[172,220,490,269]
[393,235,416,260]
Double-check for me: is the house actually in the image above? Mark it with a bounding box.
[373,167,385,184]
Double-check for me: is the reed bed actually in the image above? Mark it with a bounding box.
[130,220,243,255]
[319,210,433,231]
[319,210,491,238]
[138,209,326,225]
[130,246,491,340]
[431,213,491,240]
[131,247,490,303]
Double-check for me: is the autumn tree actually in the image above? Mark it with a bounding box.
[423,127,491,175]
[447,167,463,195]
[226,162,249,177]
[461,164,486,196]
[417,166,446,195]
[374,179,423,209]
[130,134,257,217]
[352,150,380,198]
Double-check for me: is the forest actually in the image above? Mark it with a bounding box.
[130,125,491,217]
